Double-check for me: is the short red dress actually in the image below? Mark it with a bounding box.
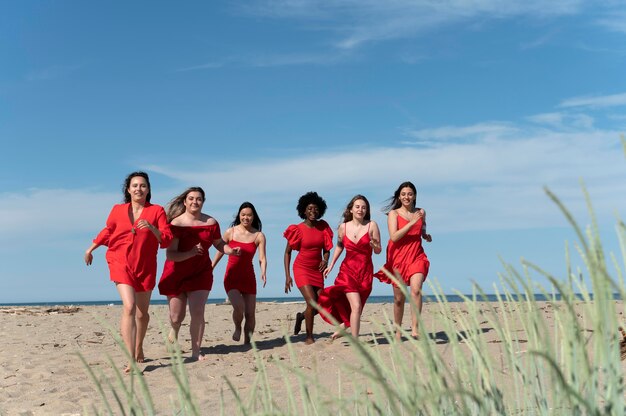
[318,224,374,327]
[223,239,258,295]
[284,221,333,288]
[158,224,221,296]
[375,215,430,286]
[93,202,172,292]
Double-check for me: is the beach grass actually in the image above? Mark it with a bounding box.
[81,137,626,415]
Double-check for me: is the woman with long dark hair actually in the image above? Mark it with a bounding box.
[375,181,432,340]
[212,202,267,345]
[85,171,172,370]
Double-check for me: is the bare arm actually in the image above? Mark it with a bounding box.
[324,225,345,277]
[257,232,267,287]
[421,210,432,242]
[84,242,100,265]
[211,228,232,268]
[166,237,204,262]
[369,221,382,255]
[284,243,293,293]
[388,209,423,242]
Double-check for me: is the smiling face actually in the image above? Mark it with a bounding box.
[305,203,320,222]
[127,176,149,204]
[350,199,368,221]
[399,186,416,209]
[184,191,204,214]
[239,207,254,227]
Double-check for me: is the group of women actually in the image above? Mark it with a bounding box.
[85,172,431,368]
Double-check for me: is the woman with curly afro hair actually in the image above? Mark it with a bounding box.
[284,191,333,344]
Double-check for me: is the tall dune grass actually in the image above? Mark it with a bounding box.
[83,137,626,415]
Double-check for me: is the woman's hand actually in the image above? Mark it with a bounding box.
[318,259,328,272]
[189,243,204,257]
[422,233,432,242]
[84,251,93,266]
[284,275,293,293]
[323,264,333,277]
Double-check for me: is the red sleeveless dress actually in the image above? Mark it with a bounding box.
[158,224,221,296]
[223,239,258,295]
[375,215,429,286]
[318,224,374,327]
[283,221,333,288]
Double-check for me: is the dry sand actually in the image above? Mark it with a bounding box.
[0,300,608,415]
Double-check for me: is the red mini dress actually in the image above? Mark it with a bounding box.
[158,224,221,296]
[284,221,333,288]
[223,239,258,295]
[318,224,374,327]
[93,202,172,292]
[375,215,429,286]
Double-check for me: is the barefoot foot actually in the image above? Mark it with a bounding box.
[232,326,242,342]
[304,336,315,345]
[168,328,179,344]
[190,353,208,362]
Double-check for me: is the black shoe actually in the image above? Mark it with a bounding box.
[294,312,304,335]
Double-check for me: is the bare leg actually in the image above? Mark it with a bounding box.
[346,292,363,338]
[134,291,152,362]
[188,290,210,360]
[116,284,138,370]
[242,294,256,344]
[298,285,321,344]
[227,289,245,342]
[167,294,188,344]
[409,273,425,338]
[392,285,406,341]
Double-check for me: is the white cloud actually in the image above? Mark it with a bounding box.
[559,92,626,109]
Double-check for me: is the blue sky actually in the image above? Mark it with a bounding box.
[1,1,626,303]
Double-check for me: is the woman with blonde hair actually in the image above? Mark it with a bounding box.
[158,187,240,361]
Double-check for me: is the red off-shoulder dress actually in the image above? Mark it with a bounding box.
[158,223,221,296]
[284,221,333,288]
[93,202,172,292]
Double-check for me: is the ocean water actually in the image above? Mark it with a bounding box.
[0,293,611,307]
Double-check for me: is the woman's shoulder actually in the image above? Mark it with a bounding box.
[200,214,218,226]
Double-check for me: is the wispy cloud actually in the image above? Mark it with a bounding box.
[559,92,626,109]
[176,51,351,71]
[241,0,587,50]
[526,112,594,129]
[26,64,83,81]
[595,10,626,34]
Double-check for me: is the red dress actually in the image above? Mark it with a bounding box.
[375,215,429,285]
[223,239,258,295]
[284,221,333,288]
[93,202,172,292]
[158,224,221,296]
[318,224,374,327]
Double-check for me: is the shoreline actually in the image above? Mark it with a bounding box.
[0,292,610,307]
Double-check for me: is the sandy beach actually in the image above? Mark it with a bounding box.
[0,300,620,415]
